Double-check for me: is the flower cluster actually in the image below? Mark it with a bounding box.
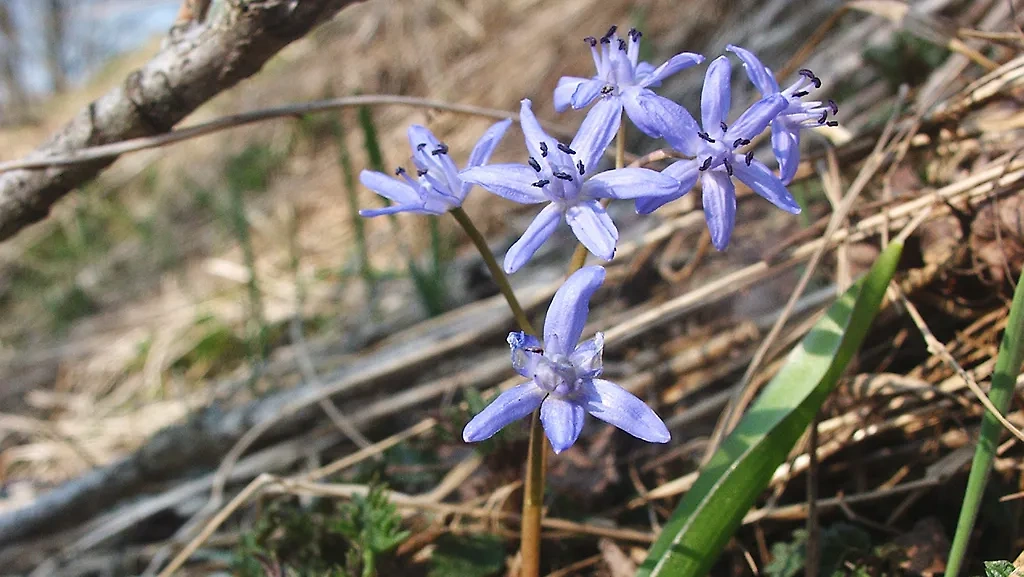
[357,31,836,453]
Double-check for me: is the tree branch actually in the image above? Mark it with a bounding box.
[0,0,364,242]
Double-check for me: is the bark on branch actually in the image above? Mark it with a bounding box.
[0,0,364,242]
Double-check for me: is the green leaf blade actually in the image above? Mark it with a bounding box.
[639,240,905,577]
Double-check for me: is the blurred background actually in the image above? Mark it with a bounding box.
[0,0,1021,575]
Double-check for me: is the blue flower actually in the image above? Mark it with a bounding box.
[555,26,703,138]
[635,56,801,250]
[727,44,838,184]
[461,99,678,273]
[358,119,512,217]
[463,266,670,453]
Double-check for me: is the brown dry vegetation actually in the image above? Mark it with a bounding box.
[0,0,1023,576]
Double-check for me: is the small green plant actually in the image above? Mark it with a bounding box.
[764,524,872,577]
[983,560,1019,577]
[232,481,409,577]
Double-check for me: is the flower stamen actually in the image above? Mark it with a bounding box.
[557,143,576,155]
[576,159,585,175]
[528,157,542,172]
[744,150,754,166]
[431,143,449,156]
[697,131,716,143]
[553,171,574,181]
[699,156,713,171]
[531,179,550,188]
[539,142,549,157]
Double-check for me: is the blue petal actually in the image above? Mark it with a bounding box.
[570,78,606,110]
[566,200,618,261]
[463,381,546,442]
[518,99,557,168]
[504,202,562,273]
[360,170,421,204]
[465,118,513,169]
[359,205,439,217]
[633,159,698,214]
[570,332,604,379]
[635,61,657,84]
[771,122,801,185]
[640,51,704,88]
[726,44,780,96]
[543,264,606,356]
[460,164,549,204]
[702,56,732,139]
[540,396,586,454]
[724,94,787,143]
[580,378,670,443]
[643,96,702,157]
[702,170,737,250]
[554,77,589,112]
[571,97,622,175]
[733,156,802,214]
[508,331,544,378]
[582,167,680,200]
[621,88,676,139]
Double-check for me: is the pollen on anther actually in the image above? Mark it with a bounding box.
[600,85,614,95]
[528,157,542,172]
[553,171,573,181]
[827,100,838,114]
[417,169,428,177]
[826,120,838,127]
[577,159,585,175]
[628,28,641,41]
[733,138,746,148]
[617,38,627,51]
[532,179,550,188]
[416,143,427,151]
[699,157,713,171]
[720,121,728,132]
[539,142,549,157]
[584,36,597,47]
[745,150,754,166]
[798,68,815,79]
[601,25,617,41]
[431,143,449,156]
[723,158,734,176]
[697,131,716,143]
[817,110,827,124]
[557,143,576,155]
[810,76,822,88]
[394,167,406,175]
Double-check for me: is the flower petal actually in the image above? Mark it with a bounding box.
[702,169,737,250]
[633,159,698,214]
[571,97,622,175]
[580,378,670,443]
[543,264,606,355]
[519,99,557,167]
[724,94,787,143]
[771,122,801,185]
[540,396,586,454]
[570,332,604,379]
[508,331,544,378]
[554,77,589,112]
[566,200,618,261]
[408,124,461,188]
[465,118,513,169]
[463,381,545,442]
[583,166,680,200]
[460,164,549,204]
[645,96,702,157]
[504,202,562,273]
[733,156,802,214]
[570,78,607,110]
[359,204,438,217]
[360,170,421,204]
[726,44,780,96]
[702,56,732,139]
[640,51,704,87]
[620,88,666,138]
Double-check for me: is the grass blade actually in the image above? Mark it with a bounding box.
[945,268,1024,577]
[638,239,905,577]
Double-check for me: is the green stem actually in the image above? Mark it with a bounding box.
[946,269,1024,577]
[449,207,535,334]
[520,410,546,577]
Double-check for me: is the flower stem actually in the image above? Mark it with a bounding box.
[520,409,546,577]
[449,206,536,334]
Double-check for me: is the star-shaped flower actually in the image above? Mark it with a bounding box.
[727,44,838,184]
[358,119,512,217]
[463,266,670,453]
[555,25,703,138]
[635,56,802,250]
[461,99,678,273]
